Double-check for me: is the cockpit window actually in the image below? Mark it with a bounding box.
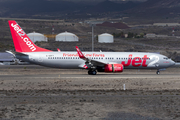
[163,57,168,60]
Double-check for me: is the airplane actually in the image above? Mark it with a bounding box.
[7,20,177,75]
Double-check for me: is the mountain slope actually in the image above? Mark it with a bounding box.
[85,1,139,13]
[0,0,140,18]
[127,0,180,17]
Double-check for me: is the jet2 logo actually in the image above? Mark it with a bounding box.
[11,23,25,37]
[11,23,36,52]
[121,54,148,67]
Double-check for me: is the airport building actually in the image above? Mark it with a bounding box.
[146,33,169,38]
[153,23,180,27]
[55,32,79,42]
[98,33,114,43]
[27,32,48,43]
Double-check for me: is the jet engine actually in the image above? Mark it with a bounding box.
[97,64,124,72]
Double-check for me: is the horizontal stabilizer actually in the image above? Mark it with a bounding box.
[6,51,28,56]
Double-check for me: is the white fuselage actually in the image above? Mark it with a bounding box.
[16,51,175,70]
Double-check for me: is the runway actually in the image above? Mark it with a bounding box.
[0,65,180,79]
[0,65,180,91]
[0,73,180,79]
[0,65,180,119]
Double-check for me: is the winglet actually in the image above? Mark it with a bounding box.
[75,46,86,59]
[57,48,61,52]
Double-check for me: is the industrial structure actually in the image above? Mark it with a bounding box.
[27,32,48,43]
[146,33,169,38]
[153,23,180,27]
[98,33,114,43]
[55,31,78,42]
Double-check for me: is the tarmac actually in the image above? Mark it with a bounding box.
[0,65,180,120]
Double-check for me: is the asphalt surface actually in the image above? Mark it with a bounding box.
[0,65,179,77]
[0,73,180,80]
[0,65,180,120]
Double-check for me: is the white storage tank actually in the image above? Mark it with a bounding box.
[55,31,78,42]
[98,33,114,43]
[27,32,48,43]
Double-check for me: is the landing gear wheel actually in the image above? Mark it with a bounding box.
[92,70,97,75]
[156,70,160,75]
[88,71,91,75]
[88,70,97,75]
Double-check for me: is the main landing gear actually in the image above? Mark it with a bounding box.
[156,70,160,75]
[88,70,97,75]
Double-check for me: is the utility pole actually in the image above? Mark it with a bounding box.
[92,24,94,51]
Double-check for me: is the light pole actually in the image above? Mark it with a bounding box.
[92,24,94,52]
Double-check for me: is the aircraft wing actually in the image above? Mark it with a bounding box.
[89,59,107,66]
[75,46,107,67]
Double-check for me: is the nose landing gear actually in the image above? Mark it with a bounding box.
[156,70,160,75]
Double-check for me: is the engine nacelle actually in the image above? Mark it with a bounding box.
[97,64,124,72]
[104,64,124,72]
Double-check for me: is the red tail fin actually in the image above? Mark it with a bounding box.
[8,20,52,52]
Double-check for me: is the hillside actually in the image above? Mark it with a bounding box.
[85,1,139,13]
[0,0,140,19]
[126,0,180,18]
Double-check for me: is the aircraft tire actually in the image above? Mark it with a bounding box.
[88,70,97,75]
[88,71,91,75]
[156,70,160,75]
[92,70,97,75]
